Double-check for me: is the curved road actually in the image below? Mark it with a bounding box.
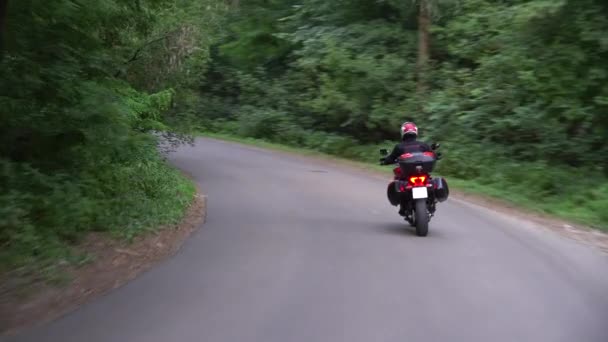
[7,138,608,342]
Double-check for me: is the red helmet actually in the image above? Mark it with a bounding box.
[400,122,418,138]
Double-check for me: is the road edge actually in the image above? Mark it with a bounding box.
[201,135,608,253]
[0,181,207,336]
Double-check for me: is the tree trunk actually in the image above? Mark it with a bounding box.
[0,0,8,60]
[416,0,431,95]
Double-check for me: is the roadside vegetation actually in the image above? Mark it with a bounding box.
[0,0,228,275]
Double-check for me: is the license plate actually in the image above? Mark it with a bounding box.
[412,187,428,199]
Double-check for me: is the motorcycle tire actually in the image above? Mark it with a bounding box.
[414,199,429,237]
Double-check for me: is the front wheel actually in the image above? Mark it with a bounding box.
[414,199,429,237]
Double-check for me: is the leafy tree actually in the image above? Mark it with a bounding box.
[0,0,228,272]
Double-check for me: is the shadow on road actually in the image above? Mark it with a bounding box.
[373,221,448,238]
[374,222,418,237]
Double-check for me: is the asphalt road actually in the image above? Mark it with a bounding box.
[7,138,608,342]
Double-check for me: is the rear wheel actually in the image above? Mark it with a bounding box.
[414,199,429,237]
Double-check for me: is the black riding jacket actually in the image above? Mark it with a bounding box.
[382,136,431,165]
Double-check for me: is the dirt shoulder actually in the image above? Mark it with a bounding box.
[0,187,206,336]
[451,191,608,254]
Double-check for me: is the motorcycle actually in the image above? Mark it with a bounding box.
[379,143,449,236]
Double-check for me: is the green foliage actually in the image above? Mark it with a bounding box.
[428,0,608,169]
[0,0,223,273]
[219,1,296,70]
[195,0,608,227]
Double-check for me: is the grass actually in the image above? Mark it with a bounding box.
[201,132,608,231]
[102,160,198,242]
[0,154,197,279]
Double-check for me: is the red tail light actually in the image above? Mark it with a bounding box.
[399,153,413,159]
[409,175,428,186]
[423,152,435,157]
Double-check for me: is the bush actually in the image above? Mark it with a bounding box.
[0,139,195,272]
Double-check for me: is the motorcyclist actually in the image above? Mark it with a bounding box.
[380,121,431,165]
[380,121,432,216]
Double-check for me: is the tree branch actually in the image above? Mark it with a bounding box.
[127,35,170,64]
[114,33,175,77]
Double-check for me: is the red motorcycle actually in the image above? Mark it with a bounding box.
[380,143,449,236]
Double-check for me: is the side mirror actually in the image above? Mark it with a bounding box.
[431,143,440,150]
[436,152,443,160]
[379,148,389,156]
